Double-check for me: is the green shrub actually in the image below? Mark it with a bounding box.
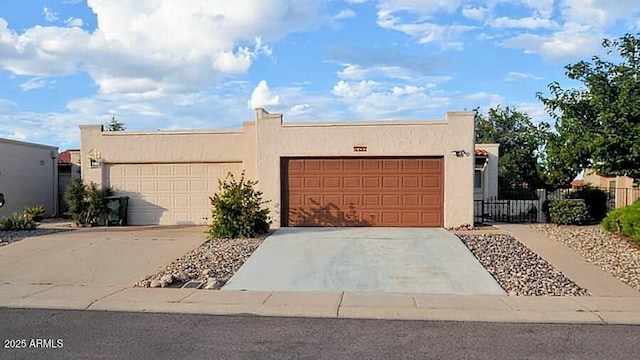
[85,182,114,226]
[0,212,37,230]
[548,199,589,225]
[602,200,640,242]
[567,185,609,222]
[23,205,45,222]
[63,179,113,226]
[64,179,88,225]
[208,171,271,239]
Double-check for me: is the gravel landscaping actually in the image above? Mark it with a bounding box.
[135,234,270,289]
[0,229,73,247]
[531,224,640,292]
[457,233,590,296]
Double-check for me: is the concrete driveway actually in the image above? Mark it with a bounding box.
[224,228,505,295]
[0,226,208,287]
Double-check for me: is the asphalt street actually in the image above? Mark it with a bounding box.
[1,308,638,359]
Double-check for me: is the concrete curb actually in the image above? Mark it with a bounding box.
[1,284,639,325]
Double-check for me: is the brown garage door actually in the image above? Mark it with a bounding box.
[282,157,444,227]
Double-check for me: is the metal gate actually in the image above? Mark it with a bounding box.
[474,198,539,224]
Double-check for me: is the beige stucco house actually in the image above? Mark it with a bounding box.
[583,169,640,208]
[0,138,58,218]
[79,109,476,228]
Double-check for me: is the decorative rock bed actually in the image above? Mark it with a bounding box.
[531,224,640,291]
[135,235,269,289]
[457,233,589,296]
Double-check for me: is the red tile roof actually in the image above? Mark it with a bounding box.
[571,179,585,188]
[58,149,79,164]
[475,148,489,157]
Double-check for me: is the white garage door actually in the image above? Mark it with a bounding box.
[105,163,242,225]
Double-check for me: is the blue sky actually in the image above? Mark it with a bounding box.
[1,0,639,150]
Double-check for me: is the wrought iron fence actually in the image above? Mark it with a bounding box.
[474,186,640,225]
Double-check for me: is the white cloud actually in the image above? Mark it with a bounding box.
[249,81,280,109]
[64,17,84,28]
[332,80,378,98]
[489,16,556,30]
[290,103,311,115]
[333,9,356,20]
[562,0,640,28]
[465,92,504,108]
[43,7,59,22]
[462,6,490,21]
[377,11,476,50]
[501,23,601,61]
[505,71,542,81]
[19,77,54,91]
[0,0,324,95]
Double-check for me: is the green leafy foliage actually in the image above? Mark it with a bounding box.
[475,106,550,194]
[63,179,114,226]
[566,186,609,222]
[105,116,126,131]
[63,179,88,225]
[0,212,37,230]
[23,205,45,222]
[208,171,271,239]
[548,199,590,225]
[602,200,640,242]
[538,33,640,183]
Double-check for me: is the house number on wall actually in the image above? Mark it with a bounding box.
[353,146,367,152]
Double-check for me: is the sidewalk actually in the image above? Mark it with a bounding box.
[1,283,639,324]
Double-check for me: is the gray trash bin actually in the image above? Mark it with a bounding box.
[105,196,129,226]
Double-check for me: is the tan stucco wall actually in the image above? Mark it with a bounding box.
[0,138,58,217]
[80,110,476,228]
[476,143,500,200]
[255,109,475,228]
[583,169,635,189]
[79,124,256,187]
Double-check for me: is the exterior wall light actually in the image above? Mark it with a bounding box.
[451,150,470,157]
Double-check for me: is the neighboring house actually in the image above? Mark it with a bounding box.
[80,109,476,228]
[0,137,58,218]
[474,143,499,201]
[582,169,640,208]
[58,149,81,216]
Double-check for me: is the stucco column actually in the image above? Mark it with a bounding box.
[255,108,285,228]
[79,125,105,187]
[443,111,475,228]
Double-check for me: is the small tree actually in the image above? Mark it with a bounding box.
[105,116,126,131]
[208,171,271,239]
[63,179,113,225]
[63,179,88,225]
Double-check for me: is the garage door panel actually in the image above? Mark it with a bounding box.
[362,159,381,171]
[323,177,341,188]
[304,177,321,188]
[402,177,420,188]
[382,177,400,188]
[343,177,361,188]
[106,162,242,225]
[157,180,172,191]
[323,160,342,171]
[284,157,443,227]
[363,177,381,188]
[343,195,361,206]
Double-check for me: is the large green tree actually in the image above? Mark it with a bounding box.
[475,106,550,195]
[538,33,640,183]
